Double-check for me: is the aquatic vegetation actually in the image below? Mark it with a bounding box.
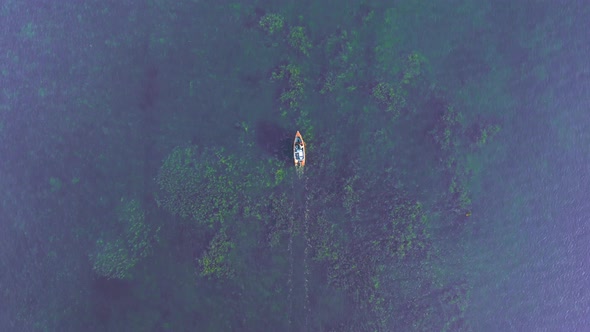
[5,1,517,330]
[298,149,434,329]
[431,105,464,154]
[259,13,285,35]
[156,142,285,221]
[401,280,472,331]
[401,52,428,85]
[271,63,306,114]
[49,177,62,193]
[91,199,160,280]
[274,168,285,187]
[155,143,285,283]
[318,29,363,97]
[264,192,295,248]
[449,176,468,204]
[92,239,137,280]
[318,72,337,94]
[296,110,314,150]
[474,123,501,148]
[309,214,340,262]
[374,8,405,77]
[371,81,407,118]
[429,102,502,219]
[288,26,312,57]
[428,104,476,217]
[389,200,430,260]
[327,30,356,66]
[342,174,361,216]
[155,146,246,225]
[154,146,202,219]
[344,170,431,262]
[198,229,236,279]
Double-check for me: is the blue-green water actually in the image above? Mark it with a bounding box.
[1,1,588,331]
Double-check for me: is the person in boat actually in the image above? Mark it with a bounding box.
[295,142,304,162]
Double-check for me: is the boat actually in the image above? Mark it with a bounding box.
[293,131,306,167]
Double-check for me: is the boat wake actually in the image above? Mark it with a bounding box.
[287,175,295,329]
[288,131,310,331]
[303,174,311,331]
[287,171,311,332]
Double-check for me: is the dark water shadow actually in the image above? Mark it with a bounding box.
[90,276,133,325]
[255,120,292,165]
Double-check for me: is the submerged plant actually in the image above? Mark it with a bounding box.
[259,13,285,35]
[271,63,306,114]
[401,52,427,85]
[199,229,236,280]
[371,82,407,118]
[288,26,312,57]
[155,146,244,225]
[91,198,160,279]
